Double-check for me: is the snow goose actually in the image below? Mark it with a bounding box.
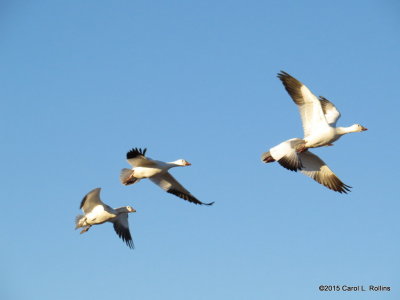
[277,71,367,151]
[120,148,214,206]
[75,188,136,248]
[261,139,351,193]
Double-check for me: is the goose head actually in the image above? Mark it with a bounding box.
[336,124,368,135]
[126,206,136,213]
[172,159,191,166]
[352,124,368,132]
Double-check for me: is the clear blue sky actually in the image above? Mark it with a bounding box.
[1,1,399,299]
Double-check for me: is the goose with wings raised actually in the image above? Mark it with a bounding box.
[120,148,214,206]
[75,188,135,248]
[277,71,367,152]
[260,71,367,192]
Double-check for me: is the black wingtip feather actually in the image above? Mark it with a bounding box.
[340,184,352,194]
[167,189,214,206]
[319,96,329,102]
[277,71,300,85]
[277,70,291,78]
[312,172,352,194]
[277,71,305,104]
[126,147,147,159]
[332,178,352,194]
[113,222,134,249]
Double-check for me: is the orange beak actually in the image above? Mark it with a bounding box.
[185,161,192,166]
[361,127,368,131]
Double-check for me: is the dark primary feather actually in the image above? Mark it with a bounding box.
[113,221,134,249]
[167,189,214,206]
[311,171,352,193]
[318,96,336,115]
[299,151,352,194]
[79,195,87,209]
[277,155,303,172]
[277,71,305,105]
[126,147,147,160]
[272,139,304,171]
[318,96,332,113]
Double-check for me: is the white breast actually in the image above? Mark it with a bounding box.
[305,127,336,148]
[86,205,116,225]
[133,166,164,178]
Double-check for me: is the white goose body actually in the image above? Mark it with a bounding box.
[130,165,164,178]
[75,188,136,248]
[304,126,337,148]
[120,148,214,206]
[277,71,367,150]
[129,160,180,178]
[261,71,367,193]
[81,205,117,226]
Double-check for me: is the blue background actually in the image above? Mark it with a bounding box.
[1,1,399,299]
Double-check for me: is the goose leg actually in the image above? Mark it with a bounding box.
[80,225,91,234]
[125,173,138,185]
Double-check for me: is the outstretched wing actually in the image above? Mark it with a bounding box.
[299,151,351,193]
[277,71,330,137]
[112,214,134,249]
[149,173,214,206]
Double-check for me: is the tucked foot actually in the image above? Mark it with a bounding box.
[124,175,138,185]
[80,226,91,234]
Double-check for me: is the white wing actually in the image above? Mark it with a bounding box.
[277,71,330,138]
[299,151,351,193]
[319,96,341,127]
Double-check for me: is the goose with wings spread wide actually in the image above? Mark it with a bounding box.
[120,148,213,206]
[261,71,367,193]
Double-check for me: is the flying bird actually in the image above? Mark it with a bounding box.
[261,71,367,192]
[75,188,136,248]
[120,148,214,206]
[277,71,367,153]
[261,138,351,193]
